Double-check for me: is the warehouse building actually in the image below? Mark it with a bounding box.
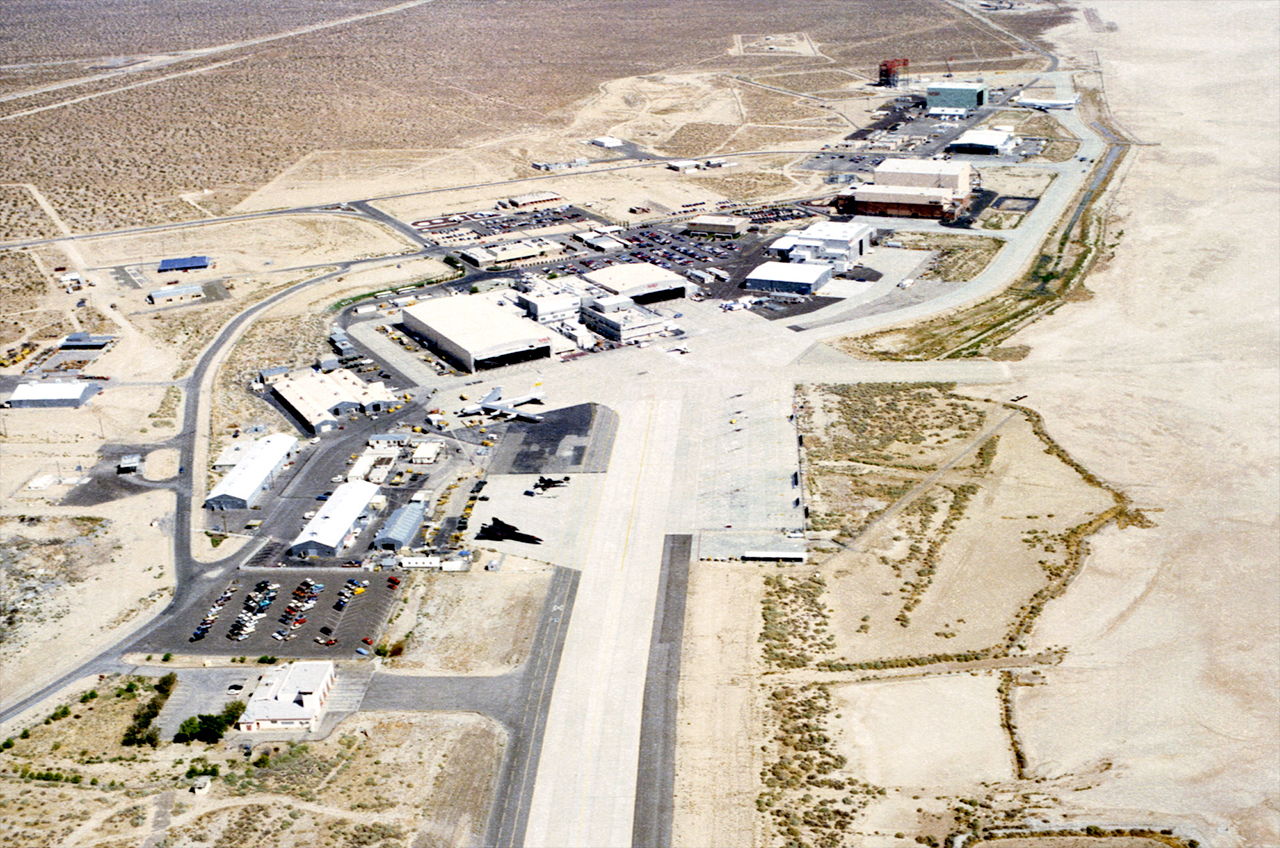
[59,332,116,351]
[836,184,964,219]
[347,446,399,484]
[373,500,428,550]
[507,191,563,208]
[5,381,100,408]
[460,238,557,267]
[289,480,380,558]
[401,295,553,372]
[588,136,624,148]
[926,82,987,111]
[157,255,210,273]
[745,262,833,295]
[946,128,1016,156]
[271,368,397,433]
[873,158,972,192]
[204,433,298,510]
[767,221,873,273]
[236,661,335,733]
[147,284,205,305]
[580,262,689,304]
[684,214,748,236]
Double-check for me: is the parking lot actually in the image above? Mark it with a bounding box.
[136,568,402,659]
[411,205,600,241]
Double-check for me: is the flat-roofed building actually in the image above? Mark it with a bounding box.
[237,661,335,733]
[873,158,971,192]
[579,262,689,304]
[744,261,833,295]
[508,191,562,208]
[401,295,553,372]
[289,480,379,558]
[271,369,396,433]
[347,446,399,484]
[460,238,556,267]
[836,183,966,220]
[147,284,204,305]
[684,214,748,236]
[580,302,668,343]
[204,433,298,510]
[6,381,100,408]
[767,221,874,273]
[588,136,624,148]
[925,82,986,111]
[515,290,580,324]
[946,128,1015,156]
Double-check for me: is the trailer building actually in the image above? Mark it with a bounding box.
[157,256,210,272]
[6,381,101,408]
[147,284,204,305]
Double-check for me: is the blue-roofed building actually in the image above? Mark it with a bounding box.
[373,501,427,550]
[158,255,210,272]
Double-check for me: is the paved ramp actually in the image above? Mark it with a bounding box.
[488,403,618,475]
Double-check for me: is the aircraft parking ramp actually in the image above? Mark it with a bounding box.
[487,402,618,475]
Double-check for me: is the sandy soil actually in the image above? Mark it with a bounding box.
[970,3,1280,845]
[832,672,1011,788]
[0,683,503,848]
[143,448,179,481]
[0,491,175,710]
[384,559,552,676]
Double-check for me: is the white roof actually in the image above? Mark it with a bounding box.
[950,129,1013,148]
[291,480,379,551]
[688,214,747,227]
[207,433,297,503]
[851,184,956,202]
[875,158,967,176]
[928,81,986,91]
[402,295,550,355]
[769,235,800,252]
[794,220,874,244]
[272,369,395,427]
[581,262,685,296]
[9,382,93,402]
[590,136,624,147]
[746,261,832,284]
[240,661,333,725]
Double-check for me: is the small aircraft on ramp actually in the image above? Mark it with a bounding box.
[525,475,570,496]
[461,386,545,422]
[476,517,543,545]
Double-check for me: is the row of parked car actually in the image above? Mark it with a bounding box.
[190,581,240,642]
[227,581,281,641]
[273,578,325,642]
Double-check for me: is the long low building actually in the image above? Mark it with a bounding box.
[271,368,396,433]
[873,157,971,191]
[147,284,204,305]
[684,214,748,236]
[289,480,380,558]
[204,433,298,510]
[745,261,833,295]
[946,128,1016,156]
[236,661,335,733]
[401,295,553,372]
[6,381,101,408]
[373,500,428,551]
[836,183,966,219]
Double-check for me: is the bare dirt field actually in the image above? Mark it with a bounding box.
[382,559,553,676]
[0,496,175,709]
[0,673,502,848]
[0,0,1038,235]
[892,232,1005,282]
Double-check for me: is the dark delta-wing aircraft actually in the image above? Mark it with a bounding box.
[461,385,545,422]
[476,517,543,545]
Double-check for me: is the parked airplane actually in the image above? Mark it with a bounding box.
[461,386,545,422]
[476,517,543,545]
[1013,95,1079,111]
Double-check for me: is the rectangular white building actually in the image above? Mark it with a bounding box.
[289,480,379,558]
[204,433,298,510]
[271,369,396,433]
[767,221,873,273]
[401,295,553,372]
[236,661,335,733]
[873,158,972,192]
[579,262,689,304]
[745,261,833,295]
[6,381,100,408]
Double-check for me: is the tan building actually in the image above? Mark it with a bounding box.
[684,214,749,236]
[872,158,971,192]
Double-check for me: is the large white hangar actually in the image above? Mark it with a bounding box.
[579,262,689,304]
[401,295,553,372]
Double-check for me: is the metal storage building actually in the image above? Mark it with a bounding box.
[373,501,428,550]
[400,296,552,372]
[271,368,396,433]
[6,381,100,408]
[289,480,380,558]
[945,128,1015,156]
[744,262,833,295]
[157,256,210,272]
[836,184,964,220]
[580,262,689,304]
[873,158,972,192]
[148,284,205,305]
[203,433,298,510]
